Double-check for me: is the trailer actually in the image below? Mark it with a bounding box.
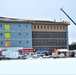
[18,48,35,54]
[2,50,19,59]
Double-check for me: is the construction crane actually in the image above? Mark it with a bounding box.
[60,8,76,25]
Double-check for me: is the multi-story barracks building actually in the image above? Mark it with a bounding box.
[0,17,32,48]
[32,20,70,51]
[0,17,70,51]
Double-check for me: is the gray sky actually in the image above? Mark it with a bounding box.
[0,0,76,44]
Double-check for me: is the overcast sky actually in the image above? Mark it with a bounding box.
[0,0,76,44]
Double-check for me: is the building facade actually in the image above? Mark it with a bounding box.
[0,17,70,51]
[0,19,32,48]
[32,20,70,51]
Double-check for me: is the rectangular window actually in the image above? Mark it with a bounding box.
[50,26,52,29]
[60,26,62,30]
[4,24,10,30]
[41,26,42,29]
[19,25,20,27]
[26,25,28,27]
[0,24,2,28]
[37,26,39,29]
[19,41,21,43]
[54,26,55,29]
[5,41,11,47]
[27,41,28,43]
[19,33,21,35]
[34,41,36,45]
[44,26,46,29]
[26,33,28,35]
[1,41,3,44]
[0,33,2,36]
[4,32,10,38]
[57,26,58,29]
[47,26,49,29]
[34,26,36,29]
[63,26,65,30]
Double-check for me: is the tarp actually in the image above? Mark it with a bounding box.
[36,50,49,53]
[57,49,68,52]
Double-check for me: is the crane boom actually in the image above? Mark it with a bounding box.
[60,8,76,25]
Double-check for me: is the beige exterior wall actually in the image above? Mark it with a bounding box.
[32,24,66,32]
[32,21,70,51]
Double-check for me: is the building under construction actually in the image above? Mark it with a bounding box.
[0,17,70,51]
[32,20,70,51]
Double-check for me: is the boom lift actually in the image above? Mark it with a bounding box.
[60,8,76,25]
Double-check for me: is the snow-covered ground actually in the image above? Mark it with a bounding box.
[0,58,76,75]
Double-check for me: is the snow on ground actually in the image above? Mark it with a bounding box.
[0,58,76,74]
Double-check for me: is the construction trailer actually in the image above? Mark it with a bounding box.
[2,50,19,59]
[0,47,23,59]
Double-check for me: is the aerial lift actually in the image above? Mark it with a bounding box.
[60,8,76,25]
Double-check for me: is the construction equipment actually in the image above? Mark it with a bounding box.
[60,8,76,25]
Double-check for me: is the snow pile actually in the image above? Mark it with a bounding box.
[0,58,76,74]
